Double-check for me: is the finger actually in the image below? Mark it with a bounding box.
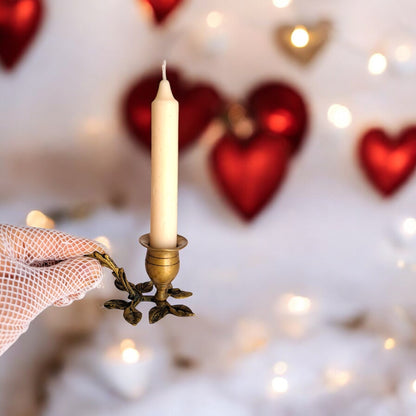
[0,224,105,264]
[34,256,103,306]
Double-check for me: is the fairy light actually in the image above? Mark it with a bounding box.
[368,52,387,75]
[384,337,396,350]
[273,361,288,375]
[120,339,135,350]
[287,295,311,315]
[325,368,352,389]
[397,259,405,269]
[401,217,416,236]
[271,376,289,393]
[412,379,416,392]
[235,319,269,353]
[206,11,223,28]
[272,0,292,8]
[395,45,412,62]
[327,104,352,129]
[290,26,310,48]
[95,236,111,251]
[120,339,140,364]
[26,210,55,229]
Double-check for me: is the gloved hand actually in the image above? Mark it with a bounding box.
[0,224,104,356]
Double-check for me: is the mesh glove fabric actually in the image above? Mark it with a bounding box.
[0,224,104,356]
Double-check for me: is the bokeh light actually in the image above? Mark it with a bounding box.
[327,104,352,128]
[394,45,412,62]
[401,217,416,236]
[368,53,387,75]
[287,295,311,315]
[384,337,396,350]
[26,210,55,229]
[94,235,111,251]
[272,0,292,8]
[273,361,288,375]
[206,11,223,28]
[271,376,289,393]
[290,26,310,48]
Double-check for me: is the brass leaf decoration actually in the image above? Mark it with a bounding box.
[123,305,142,325]
[104,299,130,310]
[169,304,194,317]
[168,288,193,299]
[136,281,154,293]
[149,305,170,324]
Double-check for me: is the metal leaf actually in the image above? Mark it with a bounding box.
[169,304,194,317]
[104,299,130,310]
[149,305,169,324]
[136,281,154,293]
[114,279,125,291]
[123,306,142,325]
[168,288,193,299]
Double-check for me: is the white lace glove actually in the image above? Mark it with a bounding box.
[0,224,104,356]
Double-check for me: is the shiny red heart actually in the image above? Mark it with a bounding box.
[0,0,43,70]
[210,132,291,221]
[247,82,308,153]
[123,68,223,151]
[141,0,184,25]
[358,127,416,196]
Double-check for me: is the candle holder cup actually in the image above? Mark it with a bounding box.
[87,234,194,325]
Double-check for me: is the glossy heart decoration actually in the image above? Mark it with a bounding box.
[210,132,291,221]
[0,0,43,70]
[140,0,184,25]
[123,68,223,151]
[275,20,331,65]
[358,127,416,196]
[247,82,308,153]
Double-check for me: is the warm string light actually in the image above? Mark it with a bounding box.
[368,52,387,75]
[26,210,55,229]
[272,0,292,8]
[395,45,412,62]
[384,337,396,350]
[397,259,405,269]
[273,361,288,375]
[286,295,311,315]
[206,11,223,28]
[271,376,289,393]
[327,104,352,128]
[120,339,140,364]
[94,236,111,251]
[290,26,310,48]
[412,379,416,392]
[325,368,352,389]
[401,217,416,236]
[235,319,269,353]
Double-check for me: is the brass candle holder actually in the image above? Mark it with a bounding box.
[87,234,194,324]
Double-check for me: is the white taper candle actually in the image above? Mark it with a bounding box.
[150,61,179,248]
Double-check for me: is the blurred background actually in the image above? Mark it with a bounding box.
[2,0,416,414]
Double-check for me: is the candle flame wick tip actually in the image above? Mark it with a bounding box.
[162,60,167,80]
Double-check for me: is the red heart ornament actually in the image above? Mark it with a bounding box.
[210,132,291,221]
[247,82,308,153]
[0,0,43,70]
[123,68,223,151]
[358,127,416,196]
[140,0,184,25]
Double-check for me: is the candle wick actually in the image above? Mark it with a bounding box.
[162,60,167,81]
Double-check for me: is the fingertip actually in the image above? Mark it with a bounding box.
[76,257,104,290]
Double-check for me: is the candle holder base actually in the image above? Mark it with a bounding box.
[87,234,193,325]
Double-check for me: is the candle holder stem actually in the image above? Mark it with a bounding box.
[86,234,193,325]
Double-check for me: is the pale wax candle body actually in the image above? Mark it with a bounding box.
[150,66,179,249]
